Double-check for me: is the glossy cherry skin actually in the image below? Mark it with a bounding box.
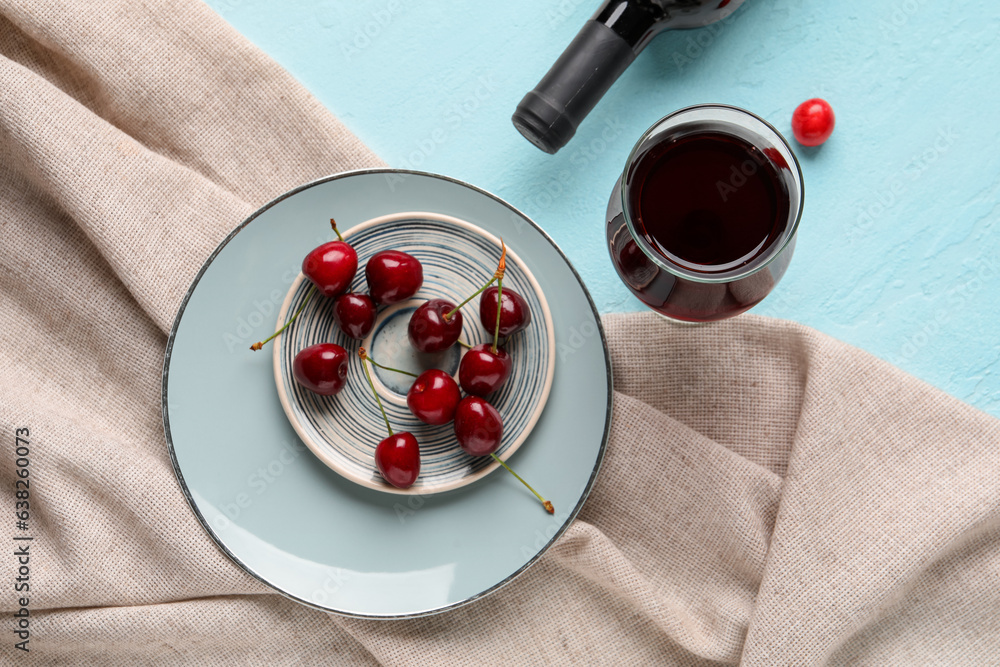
[791,98,835,147]
[408,299,463,353]
[459,344,512,397]
[366,250,423,305]
[292,343,348,395]
[479,286,532,337]
[407,369,462,425]
[333,293,376,339]
[375,432,420,489]
[302,241,358,299]
[454,396,503,457]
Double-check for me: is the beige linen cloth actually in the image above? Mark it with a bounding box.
[1,1,998,664]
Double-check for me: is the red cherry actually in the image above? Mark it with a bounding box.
[459,344,512,397]
[359,348,422,489]
[333,293,376,339]
[454,396,503,457]
[791,98,835,147]
[375,432,420,489]
[302,241,358,299]
[366,250,423,305]
[292,343,348,395]
[408,299,463,353]
[451,390,554,514]
[479,286,532,337]
[406,369,461,425]
[251,220,355,352]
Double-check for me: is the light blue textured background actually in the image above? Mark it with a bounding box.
[206,0,1000,417]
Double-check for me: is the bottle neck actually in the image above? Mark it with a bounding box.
[593,1,666,53]
[595,0,749,50]
[512,0,748,153]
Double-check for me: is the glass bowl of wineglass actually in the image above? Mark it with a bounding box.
[606,104,804,322]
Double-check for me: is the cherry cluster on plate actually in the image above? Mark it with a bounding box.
[251,220,423,393]
[251,221,551,513]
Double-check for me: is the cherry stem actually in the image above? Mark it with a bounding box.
[330,218,344,243]
[250,285,316,351]
[491,277,503,354]
[444,277,495,320]
[457,339,474,350]
[365,355,418,378]
[443,238,507,322]
[359,348,393,436]
[490,452,554,514]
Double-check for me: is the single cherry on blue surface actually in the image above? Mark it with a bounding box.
[791,98,835,147]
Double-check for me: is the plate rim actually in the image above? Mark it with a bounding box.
[272,210,558,495]
[161,168,614,619]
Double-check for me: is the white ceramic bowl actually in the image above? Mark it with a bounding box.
[273,212,555,495]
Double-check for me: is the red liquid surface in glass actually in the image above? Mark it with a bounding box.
[627,132,789,271]
[608,131,796,321]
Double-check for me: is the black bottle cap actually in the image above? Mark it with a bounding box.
[512,20,636,154]
[512,92,577,154]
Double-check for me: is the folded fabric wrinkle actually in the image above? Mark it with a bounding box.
[1,1,998,664]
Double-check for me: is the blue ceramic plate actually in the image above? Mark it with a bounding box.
[163,170,612,618]
[274,212,556,495]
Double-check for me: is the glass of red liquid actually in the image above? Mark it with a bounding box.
[606,104,804,322]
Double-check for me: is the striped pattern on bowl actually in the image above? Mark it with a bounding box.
[273,212,555,495]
